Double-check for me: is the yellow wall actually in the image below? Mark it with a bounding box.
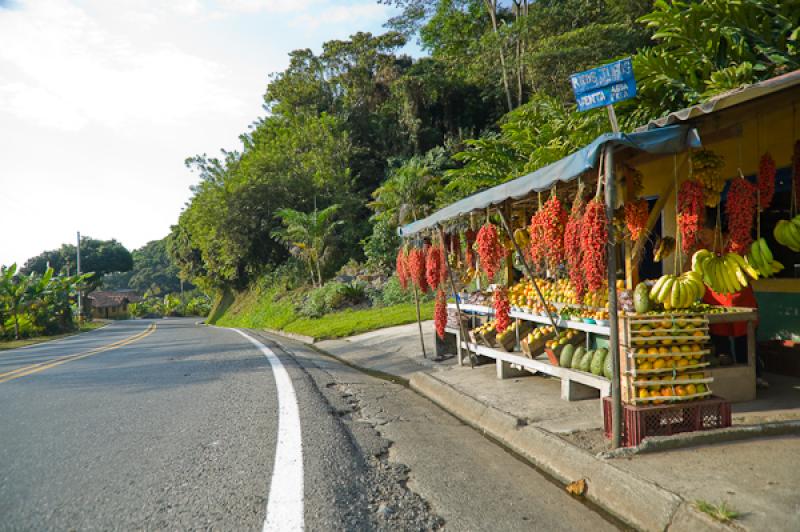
[628,91,800,279]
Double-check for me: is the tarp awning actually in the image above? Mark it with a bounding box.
[398,124,699,237]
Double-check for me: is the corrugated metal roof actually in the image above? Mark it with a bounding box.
[637,69,800,132]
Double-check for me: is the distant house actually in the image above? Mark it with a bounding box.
[87,290,142,319]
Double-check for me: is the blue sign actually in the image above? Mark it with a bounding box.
[571,58,636,112]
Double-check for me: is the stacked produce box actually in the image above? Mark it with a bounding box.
[620,313,714,404]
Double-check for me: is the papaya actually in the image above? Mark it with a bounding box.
[559,344,575,368]
[571,348,587,369]
[578,350,592,372]
[634,282,651,314]
[590,349,607,375]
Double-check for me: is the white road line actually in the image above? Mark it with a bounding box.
[233,329,304,532]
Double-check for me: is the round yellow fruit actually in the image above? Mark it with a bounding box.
[686,384,697,395]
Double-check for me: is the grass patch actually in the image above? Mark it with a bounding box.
[0,321,108,351]
[284,301,434,340]
[695,500,740,523]
[214,283,434,340]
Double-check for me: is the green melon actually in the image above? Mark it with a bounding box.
[578,350,593,372]
[634,282,651,314]
[571,348,588,369]
[559,344,575,367]
[590,349,607,375]
[603,350,614,379]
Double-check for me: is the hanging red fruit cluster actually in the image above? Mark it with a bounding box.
[407,248,428,293]
[464,229,476,269]
[579,198,608,292]
[426,245,446,290]
[434,289,447,339]
[758,153,776,210]
[396,247,408,290]
[725,178,757,254]
[493,287,510,333]
[528,210,545,270]
[476,223,504,280]
[677,179,705,254]
[449,232,460,265]
[624,199,649,243]
[540,195,568,269]
[565,196,586,302]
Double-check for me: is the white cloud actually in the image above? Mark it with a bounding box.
[214,0,320,13]
[290,2,389,31]
[0,0,243,133]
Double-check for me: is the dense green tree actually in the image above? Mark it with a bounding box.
[22,237,132,277]
[104,238,192,295]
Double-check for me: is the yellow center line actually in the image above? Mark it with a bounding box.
[0,323,157,384]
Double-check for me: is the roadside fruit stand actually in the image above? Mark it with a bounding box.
[396,71,800,447]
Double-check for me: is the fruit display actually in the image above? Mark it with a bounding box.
[565,192,587,302]
[653,235,675,262]
[528,208,546,271]
[725,178,757,255]
[745,238,784,277]
[691,149,726,207]
[691,249,754,295]
[426,245,445,290]
[521,324,557,357]
[540,194,568,270]
[624,198,649,242]
[757,153,776,210]
[677,180,704,254]
[496,319,532,352]
[773,215,800,252]
[407,248,428,293]
[434,289,447,339]
[396,247,408,290]
[579,198,608,291]
[470,321,497,346]
[476,223,504,280]
[633,282,651,314]
[494,287,511,333]
[621,314,713,404]
[648,271,705,310]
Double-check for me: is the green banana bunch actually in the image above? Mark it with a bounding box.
[774,215,800,252]
[692,249,753,295]
[653,236,675,263]
[648,271,705,310]
[745,238,784,278]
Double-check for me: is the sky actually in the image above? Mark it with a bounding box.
[0,0,419,267]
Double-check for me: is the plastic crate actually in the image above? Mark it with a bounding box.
[603,396,731,447]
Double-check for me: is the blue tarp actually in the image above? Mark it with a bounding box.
[398,125,700,236]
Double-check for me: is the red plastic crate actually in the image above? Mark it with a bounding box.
[603,396,731,447]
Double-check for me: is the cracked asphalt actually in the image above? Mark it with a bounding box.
[0,318,619,530]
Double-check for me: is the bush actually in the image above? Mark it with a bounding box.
[380,276,415,306]
[298,281,369,318]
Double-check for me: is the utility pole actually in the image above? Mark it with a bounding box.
[76,231,82,325]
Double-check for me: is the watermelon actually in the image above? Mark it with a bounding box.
[559,344,575,367]
[571,348,587,369]
[634,282,651,314]
[578,350,592,372]
[590,349,607,375]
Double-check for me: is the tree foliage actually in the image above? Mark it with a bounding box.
[22,237,132,278]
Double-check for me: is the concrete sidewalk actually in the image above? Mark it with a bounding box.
[309,321,800,532]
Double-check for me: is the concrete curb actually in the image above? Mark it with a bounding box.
[409,372,739,531]
[259,327,317,344]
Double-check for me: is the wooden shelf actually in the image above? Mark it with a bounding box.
[448,303,611,336]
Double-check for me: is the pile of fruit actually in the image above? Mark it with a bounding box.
[560,345,612,379]
[648,271,705,309]
[471,321,496,346]
[496,319,531,351]
[774,214,800,252]
[624,316,713,404]
[692,149,726,207]
[746,238,784,278]
[692,249,756,295]
[523,325,556,347]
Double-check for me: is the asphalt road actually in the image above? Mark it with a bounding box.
[0,319,619,530]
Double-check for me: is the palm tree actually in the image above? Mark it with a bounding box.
[273,205,343,287]
[0,265,52,339]
[369,157,439,226]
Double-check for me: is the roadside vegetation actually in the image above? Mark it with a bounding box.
[163,0,798,335]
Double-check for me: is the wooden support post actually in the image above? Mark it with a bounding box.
[604,146,622,449]
[439,226,473,368]
[412,283,427,359]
